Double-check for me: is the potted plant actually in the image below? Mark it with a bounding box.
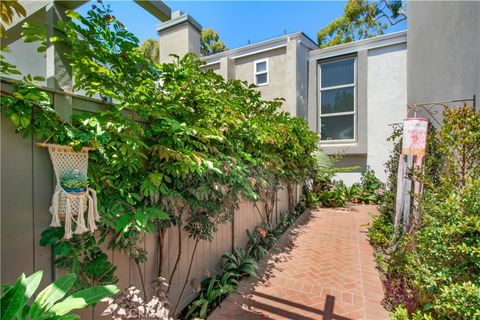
[60,169,88,193]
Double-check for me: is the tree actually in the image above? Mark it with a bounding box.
[200,28,227,56]
[0,0,26,38]
[317,0,406,48]
[139,38,159,64]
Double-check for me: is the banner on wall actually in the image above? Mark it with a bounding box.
[401,118,428,156]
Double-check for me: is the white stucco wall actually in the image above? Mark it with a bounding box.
[3,34,47,86]
[334,42,407,185]
[366,43,407,182]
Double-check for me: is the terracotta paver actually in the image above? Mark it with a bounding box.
[209,205,388,320]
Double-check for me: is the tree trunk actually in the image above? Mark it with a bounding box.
[167,223,182,293]
[173,238,200,316]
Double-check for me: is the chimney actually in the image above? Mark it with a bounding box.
[157,10,202,63]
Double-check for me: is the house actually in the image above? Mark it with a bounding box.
[1,1,478,317]
[157,2,479,184]
[158,11,407,184]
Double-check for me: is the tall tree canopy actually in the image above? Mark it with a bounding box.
[139,38,159,64]
[317,0,406,48]
[200,28,227,56]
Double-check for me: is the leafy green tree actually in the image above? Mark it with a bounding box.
[139,38,159,64]
[200,28,227,56]
[317,0,406,48]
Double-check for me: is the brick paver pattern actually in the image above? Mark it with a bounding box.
[209,205,389,320]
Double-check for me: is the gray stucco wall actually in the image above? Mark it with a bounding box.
[295,43,310,120]
[234,47,295,114]
[407,1,480,110]
[308,39,407,185]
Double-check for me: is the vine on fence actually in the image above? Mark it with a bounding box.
[1,1,319,315]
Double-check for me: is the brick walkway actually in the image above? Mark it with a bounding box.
[209,205,388,320]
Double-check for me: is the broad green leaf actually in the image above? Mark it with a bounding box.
[29,273,77,319]
[1,274,27,320]
[20,270,43,307]
[47,285,119,316]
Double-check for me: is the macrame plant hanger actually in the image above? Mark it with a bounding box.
[37,142,99,239]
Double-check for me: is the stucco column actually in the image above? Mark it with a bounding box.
[307,59,318,132]
[219,57,235,80]
[157,11,202,63]
[46,2,72,121]
[285,39,297,116]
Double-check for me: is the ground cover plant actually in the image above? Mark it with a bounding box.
[1,1,319,318]
[306,151,384,208]
[183,201,307,319]
[368,106,480,319]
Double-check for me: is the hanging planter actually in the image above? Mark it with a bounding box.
[38,143,100,239]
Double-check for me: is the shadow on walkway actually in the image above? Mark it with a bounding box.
[209,205,388,320]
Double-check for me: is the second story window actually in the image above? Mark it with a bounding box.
[254,58,268,85]
[319,57,356,141]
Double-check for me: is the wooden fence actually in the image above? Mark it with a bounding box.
[0,85,298,318]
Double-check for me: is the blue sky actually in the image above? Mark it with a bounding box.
[77,1,407,49]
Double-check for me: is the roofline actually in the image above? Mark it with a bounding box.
[201,32,318,65]
[309,30,407,61]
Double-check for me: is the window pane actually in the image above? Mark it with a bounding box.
[321,58,354,88]
[321,86,354,114]
[256,61,267,73]
[320,115,354,140]
[256,73,267,84]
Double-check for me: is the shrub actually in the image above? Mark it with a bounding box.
[0,270,118,320]
[369,106,480,318]
[435,281,480,319]
[367,214,393,249]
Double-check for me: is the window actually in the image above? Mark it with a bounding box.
[319,57,356,141]
[254,58,268,85]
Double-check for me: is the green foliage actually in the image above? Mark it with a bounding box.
[60,170,88,189]
[306,192,320,208]
[317,0,406,48]
[0,271,118,320]
[318,182,348,207]
[40,227,117,290]
[222,248,259,277]
[390,305,409,320]
[0,0,26,38]
[310,164,384,208]
[367,214,393,249]
[435,281,480,319]
[139,38,159,64]
[184,272,237,319]
[200,28,227,56]
[369,107,480,319]
[2,1,318,300]
[246,226,277,261]
[185,204,306,319]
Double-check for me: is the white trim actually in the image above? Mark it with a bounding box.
[254,58,269,86]
[309,30,407,62]
[201,32,318,65]
[318,57,357,143]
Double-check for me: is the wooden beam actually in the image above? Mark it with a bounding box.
[134,0,171,22]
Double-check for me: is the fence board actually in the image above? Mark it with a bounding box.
[1,93,299,318]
